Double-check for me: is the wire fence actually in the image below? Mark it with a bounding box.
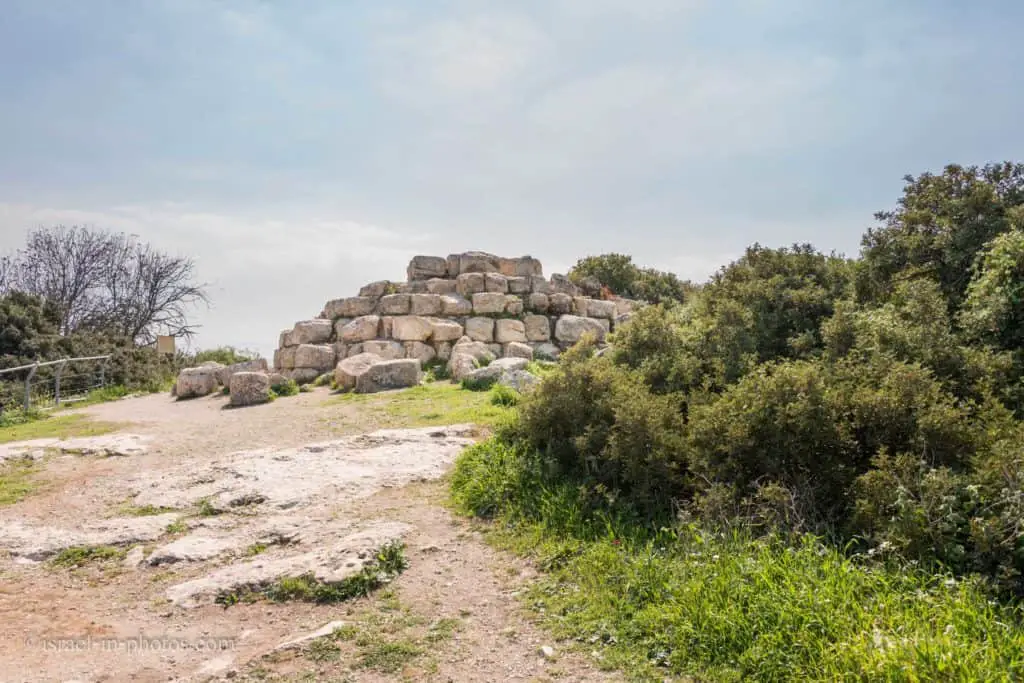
[0,355,111,413]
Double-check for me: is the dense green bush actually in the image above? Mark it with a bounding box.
[568,253,689,303]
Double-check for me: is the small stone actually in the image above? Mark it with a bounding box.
[539,645,556,660]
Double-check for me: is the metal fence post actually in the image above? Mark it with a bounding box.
[54,360,68,406]
[24,363,38,412]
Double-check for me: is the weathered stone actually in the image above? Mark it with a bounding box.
[347,344,365,358]
[380,316,394,338]
[363,340,406,360]
[465,317,495,342]
[447,338,497,381]
[457,251,502,274]
[524,314,552,341]
[549,274,581,297]
[429,318,464,342]
[530,275,552,295]
[407,255,449,281]
[495,319,527,343]
[435,341,453,361]
[292,319,333,345]
[555,315,609,343]
[410,293,442,316]
[334,352,384,391]
[484,272,509,293]
[528,292,549,312]
[615,298,637,316]
[472,292,506,314]
[578,275,603,297]
[294,344,336,371]
[533,342,561,361]
[404,341,437,366]
[503,342,534,360]
[586,299,618,320]
[359,281,392,298]
[324,297,377,319]
[289,368,321,385]
[332,342,348,360]
[507,276,530,294]
[460,357,530,387]
[217,359,269,387]
[268,372,289,388]
[549,293,573,314]
[573,296,590,316]
[229,372,271,407]
[456,272,486,297]
[175,366,222,399]
[445,254,460,278]
[499,256,544,278]
[504,295,524,315]
[277,347,297,370]
[487,343,503,358]
[425,278,458,295]
[378,294,411,315]
[355,359,422,393]
[337,315,380,343]
[279,329,296,348]
[391,316,433,342]
[440,293,473,316]
[503,369,540,392]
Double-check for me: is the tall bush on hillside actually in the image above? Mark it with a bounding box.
[568,253,688,303]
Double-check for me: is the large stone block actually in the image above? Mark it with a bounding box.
[324,297,377,319]
[615,298,637,316]
[549,274,581,297]
[465,317,495,342]
[507,276,530,294]
[289,368,321,385]
[363,340,406,360]
[587,299,618,320]
[504,295,524,316]
[407,255,448,281]
[503,341,534,360]
[291,319,333,345]
[391,316,433,342]
[380,316,394,338]
[294,344,337,371]
[359,281,392,298]
[573,296,590,316]
[440,293,473,316]
[447,338,498,381]
[334,352,383,391]
[456,251,501,274]
[548,293,573,315]
[495,319,527,343]
[429,318,464,342]
[528,292,549,313]
[485,272,509,293]
[347,344,365,357]
[175,366,221,399]
[533,342,561,361]
[499,256,544,278]
[277,346,297,370]
[456,272,485,297]
[472,292,506,314]
[410,293,442,316]
[279,329,296,348]
[378,294,411,315]
[524,314,551,342]
[435,341,453,361]
[530,275,552,295]
[404,341,437,366]
[217,359,269,387]
[554,315,609,344]
[425,278,458,295]
[355,359,422,393]
[229,372,271,407]
[337,315,380,343]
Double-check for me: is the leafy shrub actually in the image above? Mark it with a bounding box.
[460,374,497,392]
[270,378,299,397]
[489,384,520,407]
[568,253,689,303]
[191,346,258,366]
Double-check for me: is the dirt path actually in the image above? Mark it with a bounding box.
[0,390,614,682]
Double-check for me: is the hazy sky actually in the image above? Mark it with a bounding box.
[2,1,1022,356]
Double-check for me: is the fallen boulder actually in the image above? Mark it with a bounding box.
[355,359,422,394]
[175,365,223,399]
[334,352,384,392]
[229,372,272,407]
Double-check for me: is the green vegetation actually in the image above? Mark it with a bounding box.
[0,412,121,444]
[216,541,407,607]
[195,499,220,517]
[327,382,513,431]
[422,359,451,383]
[459,374,497,391]
[50,544,126,568]
[269,377,299,398]
[192,346,258,366]
[451,162,1024,680]
[119,503,176,517]
[164,520,188,534]
[489,384,520,407]
[569,252,692,303]
[0,458,41,506]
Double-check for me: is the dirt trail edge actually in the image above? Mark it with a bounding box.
[0,391,615,683]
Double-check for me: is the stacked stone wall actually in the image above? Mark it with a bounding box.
[273,251,637,380]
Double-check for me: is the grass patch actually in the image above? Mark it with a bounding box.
[326,382,513,430]
[0,412,122,444]
[451,438,1024,682]
[0,458,41,506]
[244,542,269,557]
[120,503,176,517]
[50,545,126,568]
[489,384,520,407]
[165,520,188,534]
[216,541,407,607]
[460,374,497,392]
[195,498,220,517]
[270,378,299,398]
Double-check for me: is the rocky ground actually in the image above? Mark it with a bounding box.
[0,390,614,683]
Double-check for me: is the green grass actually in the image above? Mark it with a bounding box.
[216,541,407,607]
[244,542,269,556]
[119,503,176,517]
[195,498,220,517]
[451,438,1024,682]
[50,545,126,568]
[0,412,122,444]
[165,520,188,534]
[326,382,514,429]
[489,384,520,407]
[0,458,41,506]
[270,378,299,398]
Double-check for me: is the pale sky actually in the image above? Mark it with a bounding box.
[2,0,1022,357]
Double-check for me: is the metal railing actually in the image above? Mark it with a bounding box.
[0,355,111,412]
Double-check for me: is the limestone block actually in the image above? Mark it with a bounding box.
[498,256,543,278]
[355,359,422,393]
[378,294,411,315]
[404,341,437,366]
[573,296,590,316]
[334,352,383,391]
[429,318,464,342]
[410,293,442,316]
[549,274,581,297]
[530,275,552,295]
[277,347,297,370]
[456,272,485,297]
[528,293,549,313]
[407,255,448,281]
[324,297,376,319]
[435,341,453,362]
[504,295,524,316]
[217,359,269,387]
[229,372,271,407]
[548,293,573,315]
[292,320,333,345]
[485,272,509,293]
[465,317,495,342]
[440,294,473,316]
[175,366,221,399]
[363,340,406,360]
[426,278,458,295]
[391,316,433,342]
[524,314,552,342]
[533,342,561,361]
[279,329,296,348]
[359,281,392,298]
[457,251,501,274]
[586,299,618,320]
[294,344,337,371]
[495,319,527,344]
[507,276,530,294]
[503,342,534,360]
[554,315,609,344]
[337,316,380,343]
[472,292,506,315]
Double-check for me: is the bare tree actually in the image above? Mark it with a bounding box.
[3,225,208,343]
[0,254,13,296]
